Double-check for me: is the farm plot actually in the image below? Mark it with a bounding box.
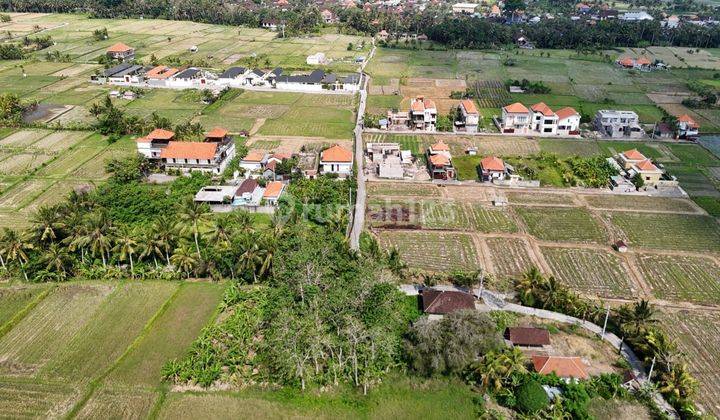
[421,201,476,230]
[376,230,481,272]
[0,129,50,148]
[661,310,720,418]
[367,198,421,228]
[540,247,636,298]
[367,182,442,197]
[41,282,177,382]
[606,212,720,252]
[582,194,699,213]
[107,282,224,386]
[635,254,720,304]
[0,179,55,211]
[466,204,518,233]
[514,206,608,244]
[0,284,53,327]
[506,191,576,206]
[0,283,114,377]
[31,131,89,153]
[0,380,81,419]
[485,237,537,279]
[76,387,158,420]
[0,152,54,175]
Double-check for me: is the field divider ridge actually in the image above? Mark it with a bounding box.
[0,283,57,339]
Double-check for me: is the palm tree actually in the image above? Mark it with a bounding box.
[643,328,677,369]
[515,266,544,306]
[238,237,264,283]
[114,227,139,278]
[170,244,198,278]
[206,216,233,250]
[1,229,33,281]
[386,247,407,278]
[618,299,657,336]
[30,206,65,244]
[658,363,698,402]
[40,243,71,278]
[84,212,114,268]
[178,198,210,257]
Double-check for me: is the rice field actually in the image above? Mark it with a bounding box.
[515,206,608,244]
[75,387,158,420]
[636,254,720,304]
[541,247,637,299]
[375,230,481,272]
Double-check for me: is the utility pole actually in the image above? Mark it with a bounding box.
[477,273,484,300]
[648,356,657,384]
[601,305,610,338]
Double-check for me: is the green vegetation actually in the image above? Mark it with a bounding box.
[607,212,720,252]
[505,153,617,188]
[515,380,549,414]
[515,206,608,244]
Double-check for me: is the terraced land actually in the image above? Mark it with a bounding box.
[0,284,53,327]
[661,311,720,418]
[606,212,720,252]
[541,247,637,299]
[420,201,517,233]
[514,206,608,244]
[376,230,481,272]
[636,254,720,304]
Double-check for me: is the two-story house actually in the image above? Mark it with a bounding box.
[409,97,437,131]
[500,102,532,134]
[106,42,135,61]
[555,107,581,136]
[135,128,176,160]
[676,114,699,139]
[458,99,480,133]
[594,110,644,138]
[530,102,558,134]
[160,128,236,174]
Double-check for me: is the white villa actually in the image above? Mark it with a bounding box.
[594,110,644,138]
[320,144,353,176]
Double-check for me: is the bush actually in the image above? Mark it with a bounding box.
[515,380,549,414]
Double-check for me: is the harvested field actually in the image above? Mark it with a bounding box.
[76,387,157,420]
[606,212,720,252]
[0,152,53,175]
[515,206,608,244]
[0,284,52,327]
[0,129,49,147]
[506,191,576,206]
[582,194,699,213]
[636,254,720,304]
[541,247,636,298]
[31,131,88,153]
[0,283,114,376]
[375,230,481,272]
[0,380,80,419]
[485,237,536,279]
[367,182,442,197]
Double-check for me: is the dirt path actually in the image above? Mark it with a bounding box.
[248,118,266,136]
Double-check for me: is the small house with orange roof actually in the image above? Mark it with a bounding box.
[427,141,455,180]
[489,4,502,17]
[320,144,353,176]
[205,127,231,143]
[532,356,589,381]
[106,42,135,61]
[617,56,635,68]
[321,9,337,23]
[676,114,699,139]
[409,97,438,131]
[262,181,286,205]
[531,102,558,134]
[617,148,647,169]
[500,102,532,134]
[428,139,451,158]
[458,99,480,133]
[160,138,236,175]
[634,56,652,70]
[555,107,581,135]
[135,128,176,160]
[145,65,179,82]
[630,158,664,186]
[480,156,506,181]
[240,150,270,174]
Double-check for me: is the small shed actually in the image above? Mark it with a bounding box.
[506,327,551,347]
[614,240,628,253]
[420,288,475,315]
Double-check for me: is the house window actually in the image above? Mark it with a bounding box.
[646,176,651,180]
[543,128,553,133]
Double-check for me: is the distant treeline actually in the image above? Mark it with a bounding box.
[425,18,720,49]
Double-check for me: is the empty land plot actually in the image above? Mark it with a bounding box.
[538,139,602,157]
[582,194,699,213]
[0,380,80,419]
[485,237,536,279]
[376,230,481,272]
[606,212,720,252]
[42,282,177,382]
[367,198,421,228]
[0,284,52,327]
[36,146,100,177]
[0,283,114,377]
[635,254,720,304]
[473,137,540,156]
[108,282,224,386]
[0,152,54,175]
[31,131,88,153]
[0,129,49,148]
[514,206,608,244]
[506,191,576,206]
[421,201,476,230]
[367,182,442,197]
[0,179,55,210]
[76,387,158,420]
[541,247,636,298]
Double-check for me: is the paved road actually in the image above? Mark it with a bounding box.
[349,45,376,250]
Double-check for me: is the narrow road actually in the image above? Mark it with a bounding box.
[349,44,376,250]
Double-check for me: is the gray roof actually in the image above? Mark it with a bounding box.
[343,73,361,84]
[307,69,325,83]
[174,68,200,79]
[269,67,283,77]
[219,67,247,78]
[103,62,132,77]
[111,64,144,77]
[322,73,337,83]
[251,68,265,77]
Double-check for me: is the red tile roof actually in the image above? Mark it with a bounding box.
[107,42,133,53]
[263,181,284,198]
[431,140,450,152]
[242,150,266,163]
[420,289,475,314]
[507,327,551,346]
[503,102,529,114]
[619,57,635,67]
[146,66,178,80]
[460,99,478,114]
[206,127,229,139]
[429,153,450,166]
[321,144,353,163]
[636,56,652,65]
[160,141,218,160]
[532,356,588,379]
[481,156,505,172]
[555,107,579,120]
[623,149,646,161]
[677,114,698,128]
[531,102,555,117]
[147,128,175,140]
[636,159,659,172]
[411,97,436,112]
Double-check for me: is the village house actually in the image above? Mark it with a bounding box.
[677,114,699,139]
[306,52,328,65]
[166,67,213,88]
[500,102,532,134]
[135,128,176,160]
[420,288,475,315]
[410,97,438,131]
[367,142,411,179]
[532,356,589,380]
[594,110,644,138]
[194,185,238,205]
[233,178,263,206]
[262,181,286,206]
[217,67,249,87]
[451,2,479,15]
[620,11,654,21]
[240,150,269,175]
[145,65,179,84]
[616,148,647,170]
[457,99,480,133]
[480,156,506,182]
[531,102,558,134]
[159,128,236,175]
[506,327,551,348]
[321,9,337,23]
[555,107,581,135]
[263,153,293,180]
[261,19,279,31]
[427,140,455,180]
[106,42,135,61]
[320,144,353,176]
[630,159,664,186]
[488,4,502,17]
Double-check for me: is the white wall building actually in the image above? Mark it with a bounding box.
[320,144,353,176]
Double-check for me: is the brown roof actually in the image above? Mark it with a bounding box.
[507,327,551,346]
[531,102,555,117]
[235,178,259,195]
[503,102,529,114]
[321,144,353,163]
[429,153,450,167]
[460,99,478,114]
[532,356,588,379]
[160,141,218,160]
[263,181,284,198]
[146,66,178,80]
[623,149,646,161]
[107,42,133,53]
[147,128,175,140]
[420,289,475,314]
[555,107,579,120]
[636,56,652,65]
[481,156,505,172]
[206,127,229,139]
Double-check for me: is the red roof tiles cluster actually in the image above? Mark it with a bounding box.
[532,356,588,379]
[481,156,505,172]
[160,141,218,160]
[321,144,353,163]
